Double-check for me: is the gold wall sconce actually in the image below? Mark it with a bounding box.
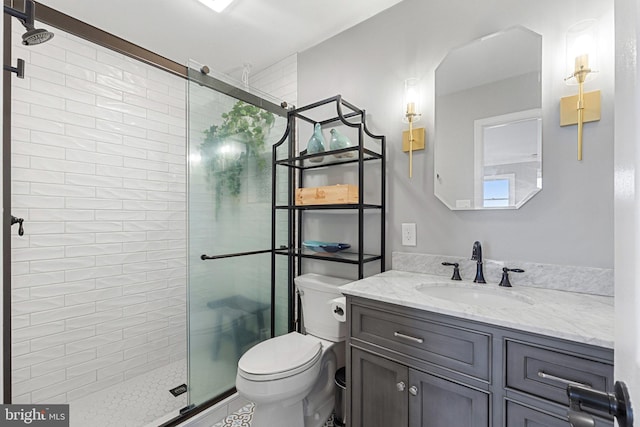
[560,19,601,161]
[403,78,425,178]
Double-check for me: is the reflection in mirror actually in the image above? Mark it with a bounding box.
[434,26,542,210]
[474,109,542,208]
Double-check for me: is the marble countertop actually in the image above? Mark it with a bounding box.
[339,270,614,349]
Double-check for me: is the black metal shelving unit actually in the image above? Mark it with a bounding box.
[271,95,386,332]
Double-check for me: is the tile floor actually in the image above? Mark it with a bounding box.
[212,403,336,427]
[69,359,187,427]
[67,357,336,427]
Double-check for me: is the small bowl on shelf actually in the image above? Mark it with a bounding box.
[302,240,351,253]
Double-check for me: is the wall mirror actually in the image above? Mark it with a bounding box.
[434,26,542,210]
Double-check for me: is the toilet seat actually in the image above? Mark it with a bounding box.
[238,332,322,382]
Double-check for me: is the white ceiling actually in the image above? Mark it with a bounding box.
[37,0,403,77]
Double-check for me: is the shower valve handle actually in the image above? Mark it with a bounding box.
[11,215,24,236]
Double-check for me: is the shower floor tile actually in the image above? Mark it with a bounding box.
[212,403,335,427]
[69,359,187,427]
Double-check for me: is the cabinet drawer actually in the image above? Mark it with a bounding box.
[351,304,490,380]
[506,401,568,427]
[505,340,613,406]
[505,401,613,427]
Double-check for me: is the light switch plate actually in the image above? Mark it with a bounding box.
[401,223,417,246]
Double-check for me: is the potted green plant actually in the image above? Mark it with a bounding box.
[200,101,275,204]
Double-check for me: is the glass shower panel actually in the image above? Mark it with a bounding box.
[187,68,289,406]
[188,253,271,404]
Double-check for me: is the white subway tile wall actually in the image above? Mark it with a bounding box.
[251,54,298,108]
[10,23,187,404]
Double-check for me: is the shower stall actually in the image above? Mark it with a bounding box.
[3,3,291,426]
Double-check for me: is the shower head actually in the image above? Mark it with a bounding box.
[22,27,54,46]
[4,0,54,46]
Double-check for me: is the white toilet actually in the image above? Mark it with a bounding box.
[235,273,350,427]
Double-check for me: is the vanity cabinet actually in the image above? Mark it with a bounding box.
[346,296,614,427]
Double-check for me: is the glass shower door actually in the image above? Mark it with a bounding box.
[186,67,289,406]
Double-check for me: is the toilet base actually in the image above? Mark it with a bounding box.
[304,393,334,427]
[251,399,304,427]
[236,334,342,427]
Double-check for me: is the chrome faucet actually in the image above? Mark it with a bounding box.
[471,241,486,283]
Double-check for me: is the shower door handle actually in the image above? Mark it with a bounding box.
[11,215,24,236]
[201,248,273,260]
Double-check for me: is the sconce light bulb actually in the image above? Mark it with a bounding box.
[575,54,589,71]
[572,34,594,59]
[565,19,598,84]
[403,78,421,122]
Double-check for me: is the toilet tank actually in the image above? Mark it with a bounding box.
[295,273,352,342]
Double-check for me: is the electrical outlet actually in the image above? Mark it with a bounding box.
[401,223,417,246]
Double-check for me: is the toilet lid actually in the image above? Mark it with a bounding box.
[238,332,322,380]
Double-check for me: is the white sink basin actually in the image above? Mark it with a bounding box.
[417,284,534,308]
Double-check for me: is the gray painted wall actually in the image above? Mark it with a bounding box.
[298,0,615,269]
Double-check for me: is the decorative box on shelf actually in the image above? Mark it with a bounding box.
[295,184,358,206]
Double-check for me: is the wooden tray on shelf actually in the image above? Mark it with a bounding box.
[295,184,358,206]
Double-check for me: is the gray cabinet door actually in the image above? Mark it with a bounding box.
[351,347,409,427]
[408,369,489,427]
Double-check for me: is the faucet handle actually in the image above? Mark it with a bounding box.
[499,267,525,287]
[442,262,462,281]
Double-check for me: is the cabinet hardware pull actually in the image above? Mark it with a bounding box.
[409,386,419,396]
[537,371,591,388]
[396,381,406,392]
[393,331,424,344]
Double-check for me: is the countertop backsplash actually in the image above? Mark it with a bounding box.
[392,252,614,297]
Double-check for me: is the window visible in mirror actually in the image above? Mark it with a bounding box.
[483,176,513,208]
